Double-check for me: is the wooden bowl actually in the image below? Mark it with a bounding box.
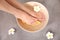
[17,1,49,33]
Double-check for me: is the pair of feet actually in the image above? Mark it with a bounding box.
[0,0,46,25]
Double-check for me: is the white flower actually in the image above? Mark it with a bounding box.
[33,5,40,12]
[8,28,15,35]
[46,32,53,39]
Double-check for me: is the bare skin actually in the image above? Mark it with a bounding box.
[0,0,46,25]
[5,0,46,21]
[0,0,38,25]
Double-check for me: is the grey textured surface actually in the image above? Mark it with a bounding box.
[0,0,60,40]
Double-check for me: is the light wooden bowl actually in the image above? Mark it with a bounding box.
[17,1,49,33]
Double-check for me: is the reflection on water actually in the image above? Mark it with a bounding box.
[17,18,45,32]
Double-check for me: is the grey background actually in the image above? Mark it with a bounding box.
[0,0,60,40]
